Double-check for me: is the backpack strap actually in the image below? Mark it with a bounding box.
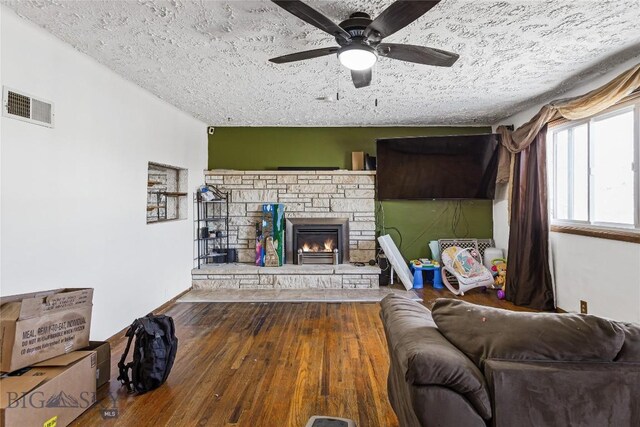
[117,321,138,393]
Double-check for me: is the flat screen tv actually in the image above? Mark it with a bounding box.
[376,134,500,200]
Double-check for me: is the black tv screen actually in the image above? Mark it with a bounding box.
[376,134,500,200]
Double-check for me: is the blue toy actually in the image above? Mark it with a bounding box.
[410,259,443,290]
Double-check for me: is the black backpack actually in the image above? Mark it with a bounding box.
[117,314,178,394]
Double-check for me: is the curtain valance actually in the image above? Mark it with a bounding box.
[496,63,640,183]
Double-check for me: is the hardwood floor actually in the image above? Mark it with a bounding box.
[72,286,530,427]
[416,285,538,313]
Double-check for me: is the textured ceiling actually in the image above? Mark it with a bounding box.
[4,0,640,126]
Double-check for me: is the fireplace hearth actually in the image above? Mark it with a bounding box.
[286,218,349,265]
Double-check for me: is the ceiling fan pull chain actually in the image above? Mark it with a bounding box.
[336,60,341,101]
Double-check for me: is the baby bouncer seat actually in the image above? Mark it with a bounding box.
[441,246,494,295]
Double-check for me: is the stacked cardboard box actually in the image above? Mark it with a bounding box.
[0,288,107,427]
[82,341,111,402]
[1,351,97,426]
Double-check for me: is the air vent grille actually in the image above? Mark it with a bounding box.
[7,91,30,119]
[31,98,52,124]
[3,87,54,128]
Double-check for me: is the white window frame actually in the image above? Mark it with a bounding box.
[548,98,640,231]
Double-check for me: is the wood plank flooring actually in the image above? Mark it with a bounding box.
[72,286,530,427]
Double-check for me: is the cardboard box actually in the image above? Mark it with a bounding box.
[0,288,93,372]
[0,350,97,427]
[81,341,110,389]
[352,151,365,171]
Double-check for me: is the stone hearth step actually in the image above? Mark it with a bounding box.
[192,263,381,290]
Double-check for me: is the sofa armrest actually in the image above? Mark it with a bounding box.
[410,385,487,427]
[381,295,492,420]
[484,359,640,427]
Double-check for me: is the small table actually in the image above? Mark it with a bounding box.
[410,263,444,290]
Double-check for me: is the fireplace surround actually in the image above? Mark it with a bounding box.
[285,218,349,265]
[204,170,376,264]
[194,170,379,289]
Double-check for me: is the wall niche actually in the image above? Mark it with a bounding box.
[147,162,188,223]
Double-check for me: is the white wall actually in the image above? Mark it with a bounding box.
[550,233,640,323]
[0,7,208,339]
[493,56,640,323]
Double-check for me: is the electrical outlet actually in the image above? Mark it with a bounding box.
[580,300,588,314]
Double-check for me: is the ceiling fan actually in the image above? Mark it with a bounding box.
[269,0,459,88]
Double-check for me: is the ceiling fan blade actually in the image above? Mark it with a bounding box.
[378,43,459,67]
[269,47,339,64]
[272,0,351,41]
[351,68,372,89]
[365,1,440,39]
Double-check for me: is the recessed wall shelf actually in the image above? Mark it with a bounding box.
[147,162,188,224]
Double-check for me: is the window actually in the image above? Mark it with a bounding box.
[548,98,640,231]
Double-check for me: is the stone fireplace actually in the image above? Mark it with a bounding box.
[204,169,376,264]
[286,218,349,265]
[192,170,380,290]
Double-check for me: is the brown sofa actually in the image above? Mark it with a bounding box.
[380,294,640,427]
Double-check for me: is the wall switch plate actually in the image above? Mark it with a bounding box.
[580,300,588,314]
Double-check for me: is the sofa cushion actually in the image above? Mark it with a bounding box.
[431,298,626,368]
[484,359,640,427]
[615,322,640,362]
[380,294,492,419]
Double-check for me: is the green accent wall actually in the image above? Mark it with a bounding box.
[209,126,493,261]
[380,200,493,261]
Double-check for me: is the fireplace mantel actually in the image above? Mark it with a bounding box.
[205,169,376,176]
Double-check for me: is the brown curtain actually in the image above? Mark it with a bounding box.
[496,63,640,183]
[505,126,554,310]
[495,62,640,311]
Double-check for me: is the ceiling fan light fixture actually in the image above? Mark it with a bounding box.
[338,45,377,71]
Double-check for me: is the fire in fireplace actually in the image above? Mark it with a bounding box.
[285,218,349,265]
[301,238,335,253]
[297,228,339,264]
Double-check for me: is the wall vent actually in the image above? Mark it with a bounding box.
[3,87,54,128]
